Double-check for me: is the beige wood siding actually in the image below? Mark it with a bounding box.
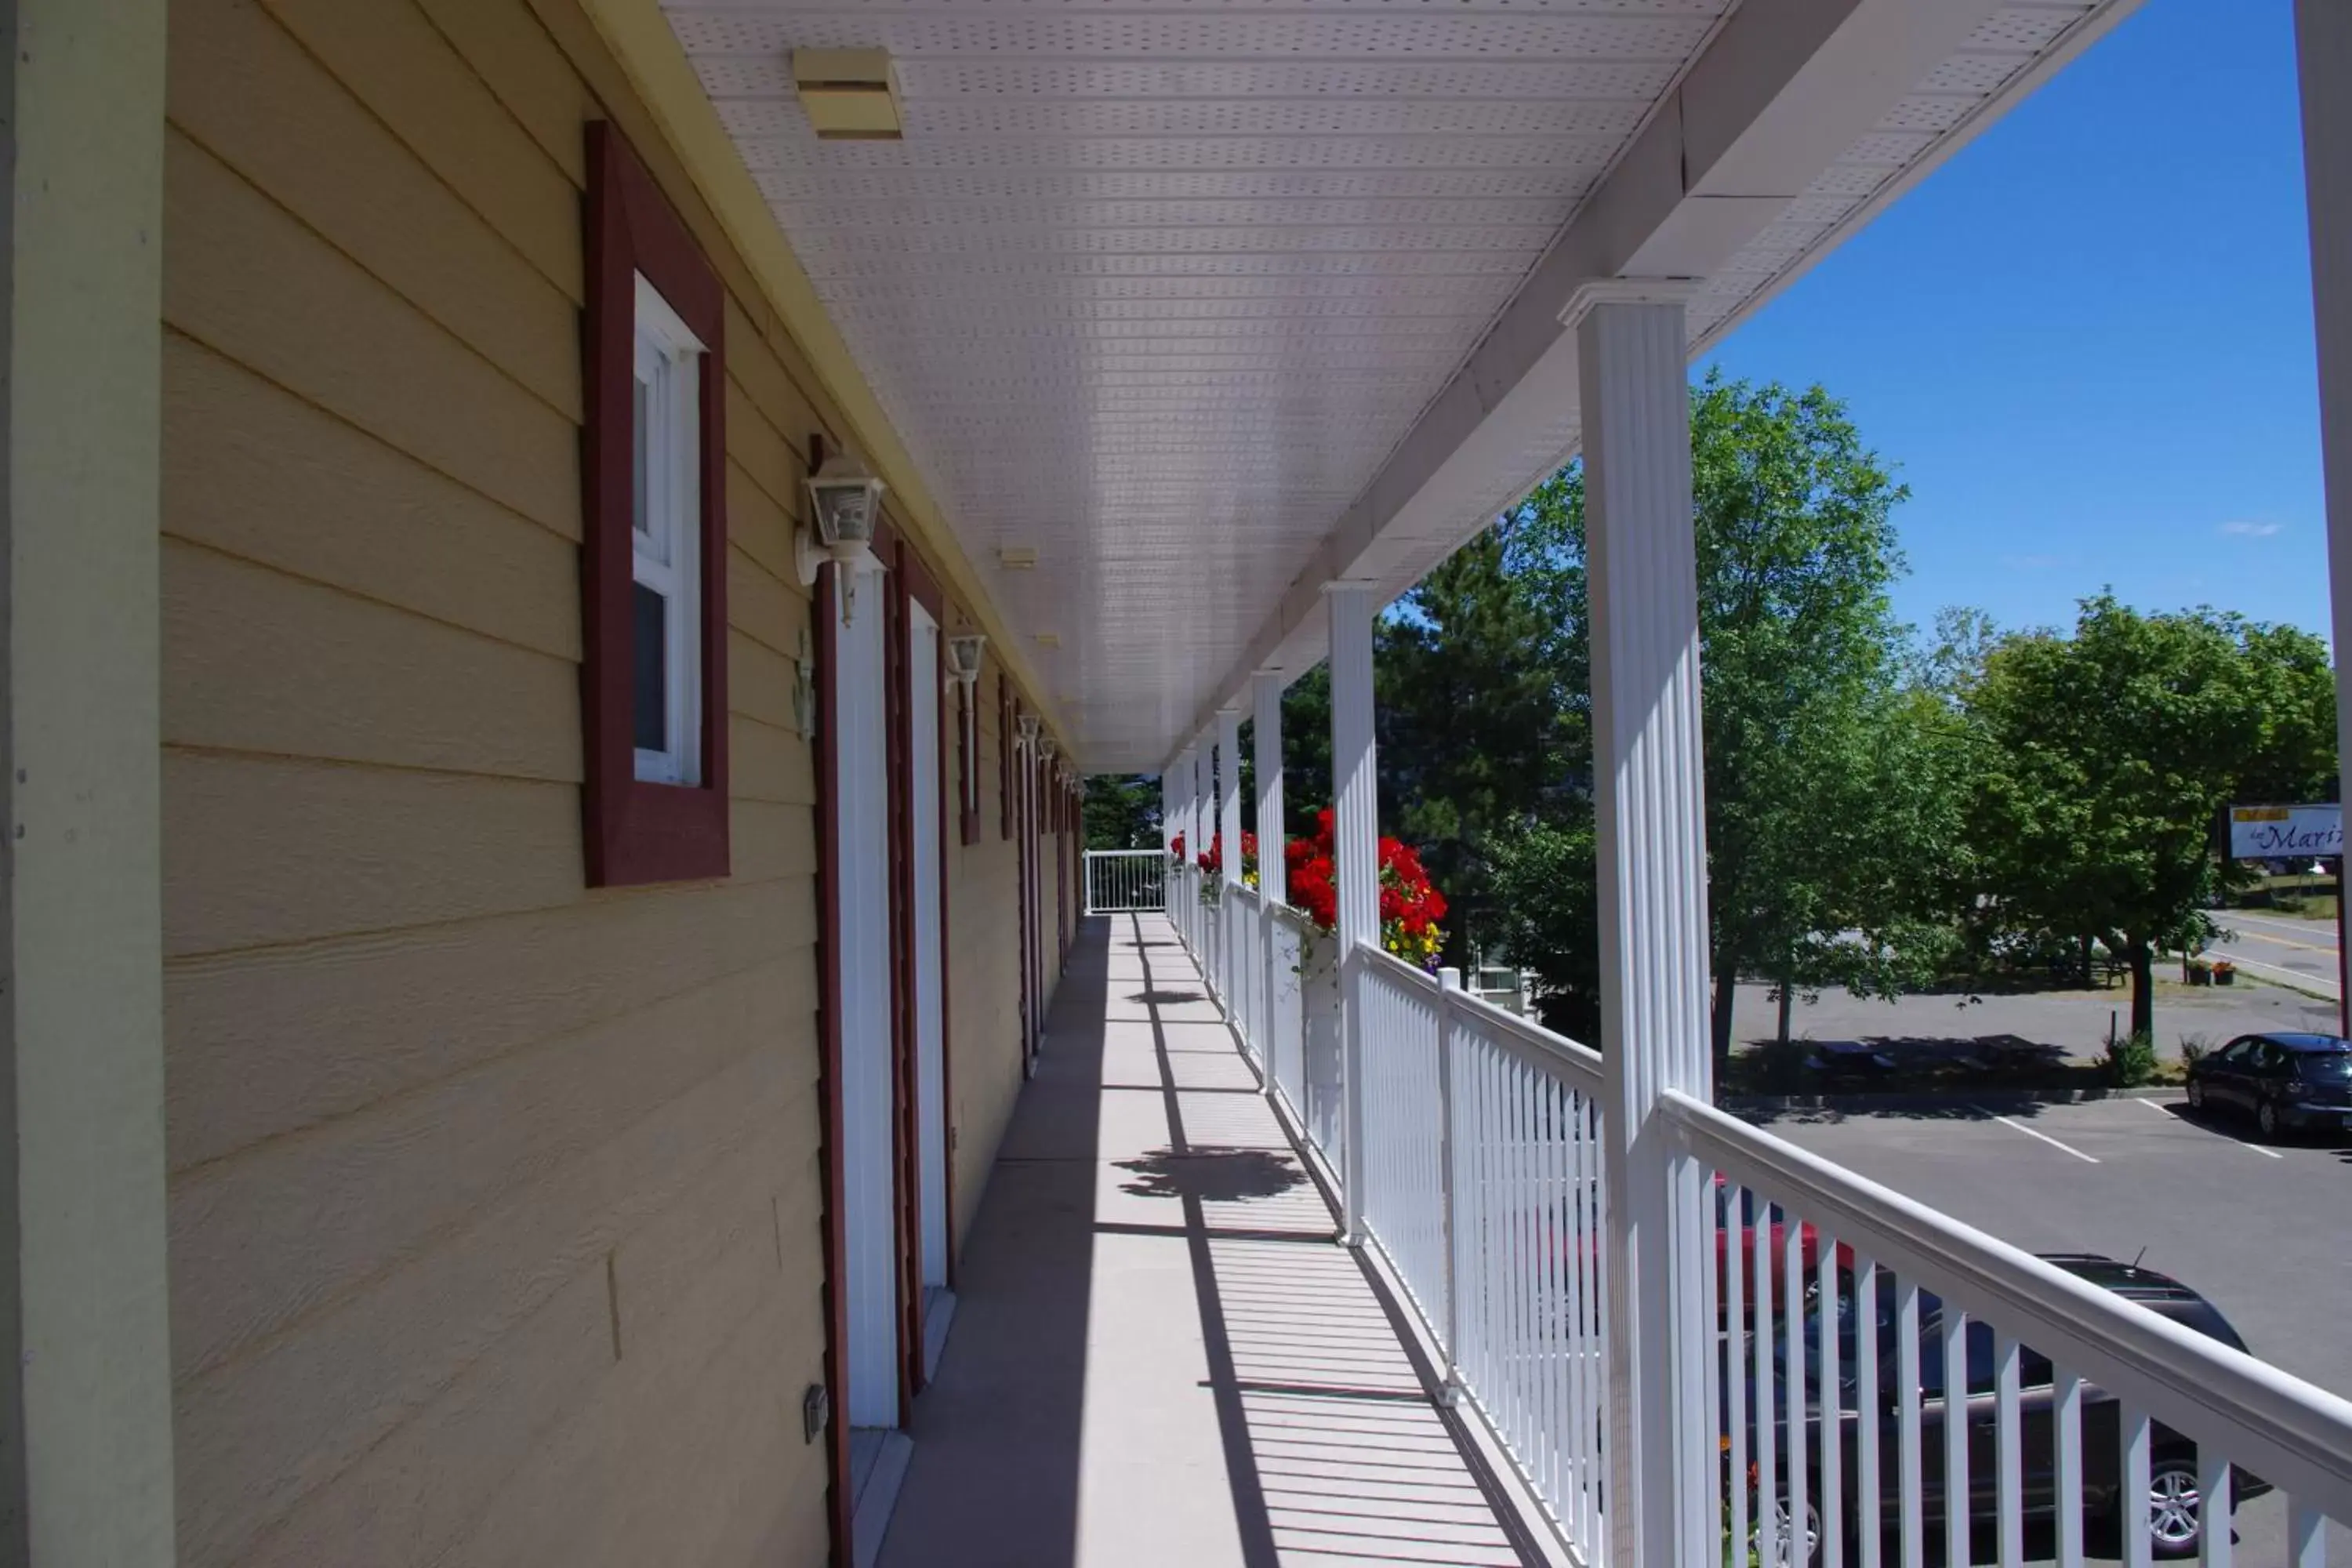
[160,1,1040,1562]
[947,662,1025,1243]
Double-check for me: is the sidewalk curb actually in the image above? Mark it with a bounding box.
[1725,1086,2177,1115]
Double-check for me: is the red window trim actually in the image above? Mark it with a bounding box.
[999,677,1017,841]
[580,122,729,887]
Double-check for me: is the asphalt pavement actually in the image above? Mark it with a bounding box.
[2208,907,2345,1002]
[1752,1094,2352,1566]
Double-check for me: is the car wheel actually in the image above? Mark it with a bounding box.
[2257,1100,2281,1142]
[1751,1495,1823,1568]
[2186,1079,2205,1109]
[2147,1461,2203,1558]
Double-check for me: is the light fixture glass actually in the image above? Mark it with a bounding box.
[797,449,887,621]
[946,633,985,685]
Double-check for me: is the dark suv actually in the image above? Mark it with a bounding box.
[2186,1031,2352,1138]
[1726,1254,2268,1563]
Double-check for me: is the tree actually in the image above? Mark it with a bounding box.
[1083,774,1160,851]
[1375,514,1582,967]
[1961,594,2337,1041]
[1513,373,1938,1073]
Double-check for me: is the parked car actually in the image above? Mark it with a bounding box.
[2185,1031,2352,1139]
[1726,1254,2268,1563]
[1717,1175,1854,1327]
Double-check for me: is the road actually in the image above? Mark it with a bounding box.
[1757,1094,2352,1565]
[2209,907,2344,1001]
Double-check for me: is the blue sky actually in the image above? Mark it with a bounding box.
[1700,0,2325,643]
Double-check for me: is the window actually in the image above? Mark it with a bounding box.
[958,672,982,846]
[580,122,729,887]
[630,274,705,786]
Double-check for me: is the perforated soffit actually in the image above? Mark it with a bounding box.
[662,0,2110,773]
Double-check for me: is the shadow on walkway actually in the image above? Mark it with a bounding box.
[878,913,1536,1568]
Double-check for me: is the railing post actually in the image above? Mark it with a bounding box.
[1436,966,1464,1406]
[1573,281,1715,1568]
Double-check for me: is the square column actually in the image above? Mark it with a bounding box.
[1572,281,1715,1568]
[2298,0,2352,1025]
[1326,583,1377,1244]
[1171,744,1196,941]
[1217,707,1243,891]
[1252,671,1287,907]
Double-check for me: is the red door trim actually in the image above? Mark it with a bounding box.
[811,557,853,1567]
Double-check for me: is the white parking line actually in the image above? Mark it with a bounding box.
[2130,1094,2285,1156]
[1971,1105,2099,1163]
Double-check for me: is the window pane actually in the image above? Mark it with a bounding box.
[634,582,667,754]
[633,373,651,542]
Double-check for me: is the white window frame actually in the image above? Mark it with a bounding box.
[631,270,706,787]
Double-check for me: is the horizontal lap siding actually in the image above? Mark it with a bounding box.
[154,0,1018,1563]
[949,668,1024,1246]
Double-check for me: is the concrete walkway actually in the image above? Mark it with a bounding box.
[878,913,1537,1568]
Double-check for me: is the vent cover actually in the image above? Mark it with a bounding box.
[792,49,902,141]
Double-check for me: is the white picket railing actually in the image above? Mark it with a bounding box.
[1084,849,1167,914]
[1668,1089,2352,1568]
[1156,909,2352,1568]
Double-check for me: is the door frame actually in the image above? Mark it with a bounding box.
[888,541,956,1403]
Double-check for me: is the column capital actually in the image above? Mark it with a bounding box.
[1559,276,1699,330]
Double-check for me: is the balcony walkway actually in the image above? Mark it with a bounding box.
[878,912,1541,1568]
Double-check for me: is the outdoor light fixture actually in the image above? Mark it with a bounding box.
[798,447,886,622]
[1039,735,1058,764]
[1017,713,1040,753]
[946,633,985,688]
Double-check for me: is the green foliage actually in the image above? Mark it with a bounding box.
[1375,515,1584,966]
[2107,1031,2159,1088]
[1512,373,1940,1066]
[1958,594,2337,1039]
[1083,773,1161,851]
[1485,819,1599,1043]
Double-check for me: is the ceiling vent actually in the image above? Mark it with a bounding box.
[791,49,902,141]
[1034,632,1062,649]
[997,546,1039,570]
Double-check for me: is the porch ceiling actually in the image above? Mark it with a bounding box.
[660,0,2132,773]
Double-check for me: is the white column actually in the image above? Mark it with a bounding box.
[5,4,176,1561]
[1173,744,1197,948]
[2299,0,2352,1031]
[1327,583,1377,1245]
[1573,281,1714,1568]
[1253,670,1287,908]
[1217,707,1243,893]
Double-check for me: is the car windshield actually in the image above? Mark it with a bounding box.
[2296,1049,2352,1083]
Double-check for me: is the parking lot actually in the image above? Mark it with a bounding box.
[1757,1092,2352,1564]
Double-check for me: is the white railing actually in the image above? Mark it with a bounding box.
[1157,906,2352,1568]
[1267,906,1309,1130]
[1229,885,1265,1073]
[1084,849,1167,914]
[1668,1088,2352,1568]
[1354,944,1613,1563]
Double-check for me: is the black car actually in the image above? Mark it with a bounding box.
[2185,1030,2352,1139]
[1726,1254,2269,1563]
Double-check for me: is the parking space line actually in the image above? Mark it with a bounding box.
[2130,1094,2285,1157]
[1971,1105,2099,1163]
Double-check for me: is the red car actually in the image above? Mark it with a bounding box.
[1716,1176,1853,1326]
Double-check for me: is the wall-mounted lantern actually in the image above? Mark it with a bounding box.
[797,447,886,622]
